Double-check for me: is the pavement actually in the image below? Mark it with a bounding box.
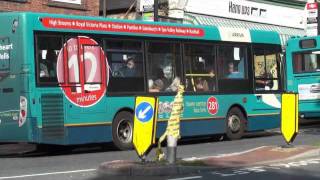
[98,145,320,177]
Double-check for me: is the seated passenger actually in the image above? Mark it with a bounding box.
[46,50,57,77]
[119,57,139,77]
[39,62,49,78]
[195,77,209,92]
[154,67,170,89]
[166,77,181,92]
[255,73,274,90]
[149,79,164,92]
[227,62,243,79]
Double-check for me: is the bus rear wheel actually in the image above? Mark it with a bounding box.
[226,107,246,140]
[112,111,134,150]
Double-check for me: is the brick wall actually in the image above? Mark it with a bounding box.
[0,0,100,16]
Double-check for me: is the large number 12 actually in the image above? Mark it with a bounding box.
[68,52,98,93]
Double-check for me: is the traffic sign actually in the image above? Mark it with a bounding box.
[135,102,154,123]
[281,93,299,144]
[133,96,158,159]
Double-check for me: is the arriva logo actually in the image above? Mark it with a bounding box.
[232,32,245,38]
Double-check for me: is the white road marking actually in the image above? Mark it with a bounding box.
[212,172,236,177]
[211,158,320,178]
[0,169,96,179]
[167,176,202,180]
[183,146,267,161]
[214,146,267,158]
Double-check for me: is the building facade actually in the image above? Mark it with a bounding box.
[0,0,308,46]
[102,0,308,47]
[249,0,306,8]
[183,0,306,47]
[0,0,99,16]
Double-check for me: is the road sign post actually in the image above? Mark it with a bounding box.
[281,93,299,145]
[133,96,158,160]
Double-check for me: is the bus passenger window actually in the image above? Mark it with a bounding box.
[146,42,182,93]
[117,56,141,77]
[253,46,281,91]
[105,39,144,93]
[219,46,246,79]
[36,35,63,86]
[293,53,320,73]
[39,50,57,78]
[184,44,216,92]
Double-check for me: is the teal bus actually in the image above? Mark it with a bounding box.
[0,12,282,150]
[286,36,320,119]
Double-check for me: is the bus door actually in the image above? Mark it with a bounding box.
[253,45,282,111]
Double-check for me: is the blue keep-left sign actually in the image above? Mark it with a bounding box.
[135,102,154,123]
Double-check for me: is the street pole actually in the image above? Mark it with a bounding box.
[103,0,107,17]
[154,0,159,21]
[167,135,177,164]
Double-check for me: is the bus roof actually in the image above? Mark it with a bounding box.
[1,11,281,45]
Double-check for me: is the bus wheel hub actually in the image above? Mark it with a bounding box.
[228,115,241,133]
[117,119,132,143]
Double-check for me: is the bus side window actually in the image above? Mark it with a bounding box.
[184,43,216,93]
[253,45,281,91]
[219,46,246,79]
[146,42,182,93]
[36,35,63,86]
[293,53,320,73]
[105,39,145,93]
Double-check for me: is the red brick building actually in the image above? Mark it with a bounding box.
[0,0,100,16]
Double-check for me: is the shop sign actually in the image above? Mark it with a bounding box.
[305,2,319,36]
[185,0,304,29]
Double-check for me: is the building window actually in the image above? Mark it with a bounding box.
[184,43,216,92]
[48,0,86,10]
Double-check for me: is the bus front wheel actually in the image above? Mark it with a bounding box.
[112,111,134,150]
[226,107,246,140]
